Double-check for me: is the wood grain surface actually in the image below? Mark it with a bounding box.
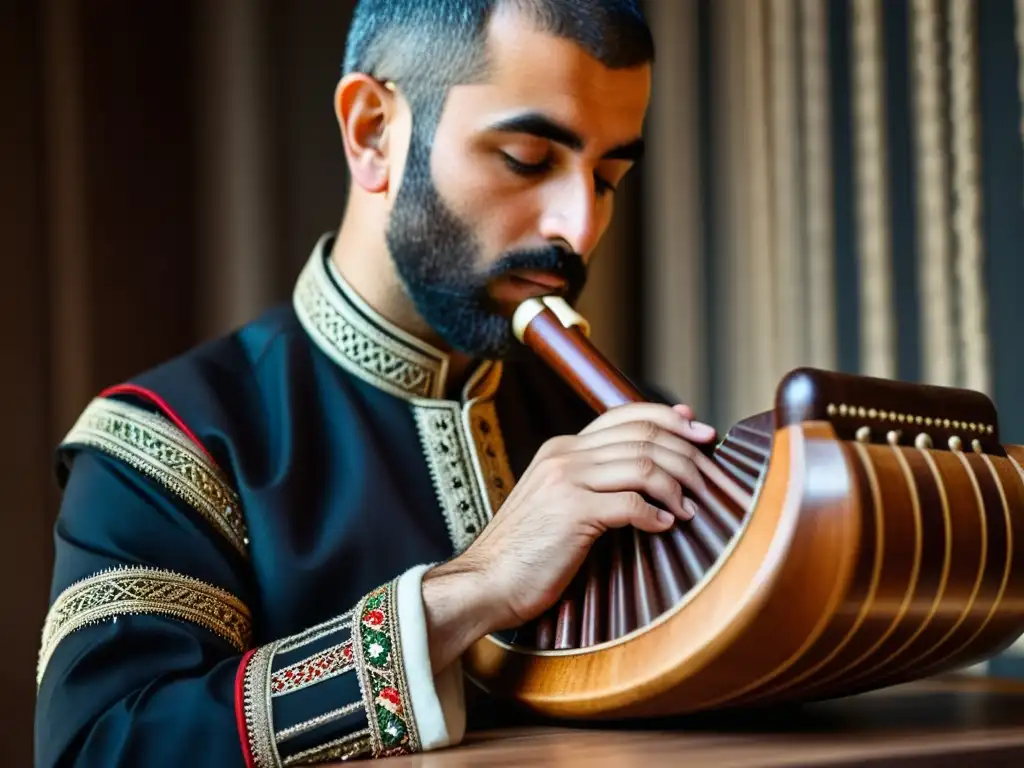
[472,303,1024,721]
[351,676,1024,766]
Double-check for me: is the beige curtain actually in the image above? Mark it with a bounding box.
[640,0,707,412]
[644,0,839,429]
[638,0,1013,673]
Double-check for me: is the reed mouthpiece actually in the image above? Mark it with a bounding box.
[511,296,591,343]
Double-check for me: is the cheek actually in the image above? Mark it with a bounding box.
[464,187,540,252]
[431,145,542,250]
[597,200,616,237]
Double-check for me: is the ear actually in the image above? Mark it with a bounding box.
[334,74,396,194]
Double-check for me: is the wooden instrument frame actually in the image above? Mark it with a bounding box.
[462,298,1024,720]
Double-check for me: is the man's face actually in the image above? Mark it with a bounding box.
[384,8,651,360]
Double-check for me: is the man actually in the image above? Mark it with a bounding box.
[34,1,716,765]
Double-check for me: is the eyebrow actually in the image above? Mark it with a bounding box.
[487,112,645,162]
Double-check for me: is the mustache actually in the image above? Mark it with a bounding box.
[484,245,587,283]
[421,245,589,300]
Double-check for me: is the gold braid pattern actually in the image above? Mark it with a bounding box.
[38,566,252,687]
[911,0,957,387]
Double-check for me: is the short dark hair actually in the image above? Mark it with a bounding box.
[342,0,654,131]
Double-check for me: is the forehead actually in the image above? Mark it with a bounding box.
[443,7,651,144]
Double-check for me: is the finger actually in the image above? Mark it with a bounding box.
[572,441,710,500]
[572,420,708,468]
[533,434,577,461]
[573,458,690,521]
[580,402,716,444]
[579,403,683,435]
[580,416,716,451]
[671,406,716,442]
[590,424,723,492]
[593,492,676,534]
[673,403,695,420]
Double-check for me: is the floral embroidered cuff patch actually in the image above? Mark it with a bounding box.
[353,580,421,757]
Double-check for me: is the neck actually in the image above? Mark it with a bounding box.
[329,201,477,390]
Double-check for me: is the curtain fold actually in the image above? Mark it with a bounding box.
[640,0,1024,673]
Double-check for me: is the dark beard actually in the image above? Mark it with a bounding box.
[385,133,588,360]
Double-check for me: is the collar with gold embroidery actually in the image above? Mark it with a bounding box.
[293,234,500,402]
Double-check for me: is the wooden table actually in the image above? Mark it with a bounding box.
[366,676,1024,766]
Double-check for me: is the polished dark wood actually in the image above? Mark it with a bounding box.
[775,367,1003,453]
[465,299,1024,721]
[366,676,1024,767]
[521,306,647,412]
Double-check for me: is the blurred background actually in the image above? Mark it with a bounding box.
[1,0,1022,763]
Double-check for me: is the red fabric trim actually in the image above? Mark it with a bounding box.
[99,383,217,465]
[234,648,258,768]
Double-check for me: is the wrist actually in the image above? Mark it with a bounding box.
[421,557,499,672]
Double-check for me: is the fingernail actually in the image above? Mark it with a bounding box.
[658,510,674,526]
[683,499,698,519]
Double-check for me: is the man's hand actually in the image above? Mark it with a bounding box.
[421,402,716,672]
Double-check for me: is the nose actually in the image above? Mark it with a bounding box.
[537,175,602,258]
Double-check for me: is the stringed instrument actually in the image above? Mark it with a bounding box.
[462,295,1024,719]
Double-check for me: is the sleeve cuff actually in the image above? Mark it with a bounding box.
[395,564,467,751]
[234,565,467,766]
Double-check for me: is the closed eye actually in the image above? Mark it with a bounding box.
[502,152,551,176]
[594,175,616,195]
[502,152,617,196]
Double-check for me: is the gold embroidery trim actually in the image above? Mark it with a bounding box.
[242,640,282,768]
[353,580,421,758]
[38,566,252,686]
[281,729,372,767]
[412,361,515,553]
[292,240,516,552]
[293,247,449,400]
[275,701,363,744]
[271,640,354,698]
[61,398,249,557]
[412,401,495,553]
[470,400,516,516]
[293,239,517,552]
[277,612,352,655]
[463,361,515,517]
